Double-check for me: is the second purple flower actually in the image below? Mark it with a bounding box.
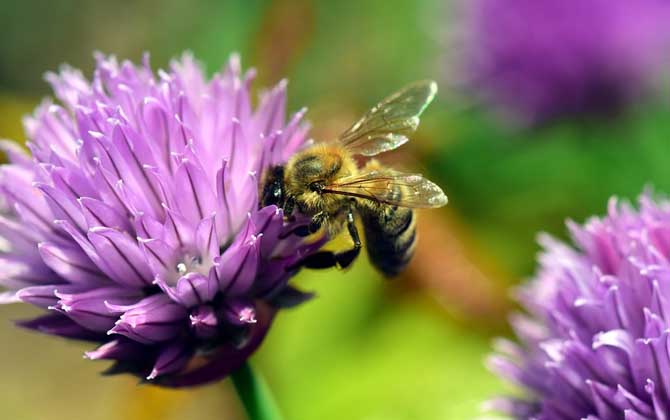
[489,193,670,418]
[460,0,670,123]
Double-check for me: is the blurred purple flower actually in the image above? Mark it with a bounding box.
[488,193,670,418]
[0,52,323,386]
[461,0,670,123]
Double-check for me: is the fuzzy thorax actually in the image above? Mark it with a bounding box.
[284,144,357,215]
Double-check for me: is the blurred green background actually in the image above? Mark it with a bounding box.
[1,1,669,419]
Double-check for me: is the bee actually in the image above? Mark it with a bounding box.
[261,80,447,277]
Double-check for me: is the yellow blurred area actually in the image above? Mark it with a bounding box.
[0,95,36,142]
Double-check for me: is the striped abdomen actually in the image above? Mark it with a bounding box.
[361,201,417,277]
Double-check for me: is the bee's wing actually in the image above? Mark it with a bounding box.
[322,170,447,208]
[336,80,437,156]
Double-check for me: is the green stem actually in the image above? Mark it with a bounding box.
[231,362,284,420]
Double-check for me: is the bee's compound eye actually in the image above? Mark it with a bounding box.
[309,181,324,192]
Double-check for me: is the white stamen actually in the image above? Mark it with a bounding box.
[177,262,187,274]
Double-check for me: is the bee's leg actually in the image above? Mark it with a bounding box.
[308,212,327,233]
[283,197,295,218]
[291,207,361,270]
[282,212,326,239]
[294,252,338,270]
[334,207,361,268]
[278,199,303,239]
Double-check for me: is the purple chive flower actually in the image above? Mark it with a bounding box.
[0,52,324,386]
[460,0,670,123]
[488,193,670,418]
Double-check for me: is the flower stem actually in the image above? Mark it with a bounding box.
[231,362,283,420]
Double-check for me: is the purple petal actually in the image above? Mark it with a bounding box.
[0,165,56,237]
[254,256,303,299]
[134,213,165,240]
[189,305,218,339]
[107,123,163,217]
[587,380,622,418]
[156,272,216,308]
[50,166,97,202]
[29,103,78,162]
[0,213,43,254]
[36,183,87,235]
[174,159,216,224]
[252,206,284,258]
[38,242,107,285]
[85,338,147,361]
[215,160,258,241]
[139,97,171,172]
[138,237,178,280]
[54,219,117,281]
[108,294,187,344]
[616,385,655,418]
[159,304,275,387]
[221,298,257,325]
[195,214,219,263]
[267,285,314,309]
[17,284,85,308]
[79,197,133,232]
[254,79,287,137]
[44,65,91,109]
[0,257,54,289]
[0,140,33,167]
[17,313,103,341]
[147,341,192,380]
[277,108,310,163]
[54,287,142,332]
[215,236,260,297]
[88,227,153,287]
[163,205,195,250]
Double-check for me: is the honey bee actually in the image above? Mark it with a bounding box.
[261,80,447,276]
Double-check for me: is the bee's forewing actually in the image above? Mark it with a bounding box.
[336,80,437,157]
[323,170,447,208]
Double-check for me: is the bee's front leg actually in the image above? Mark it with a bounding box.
[286,212,326,238]
[283,197,295,218]
[308,212,328,233]
[290,205,361,270]
[281,208,324,239]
